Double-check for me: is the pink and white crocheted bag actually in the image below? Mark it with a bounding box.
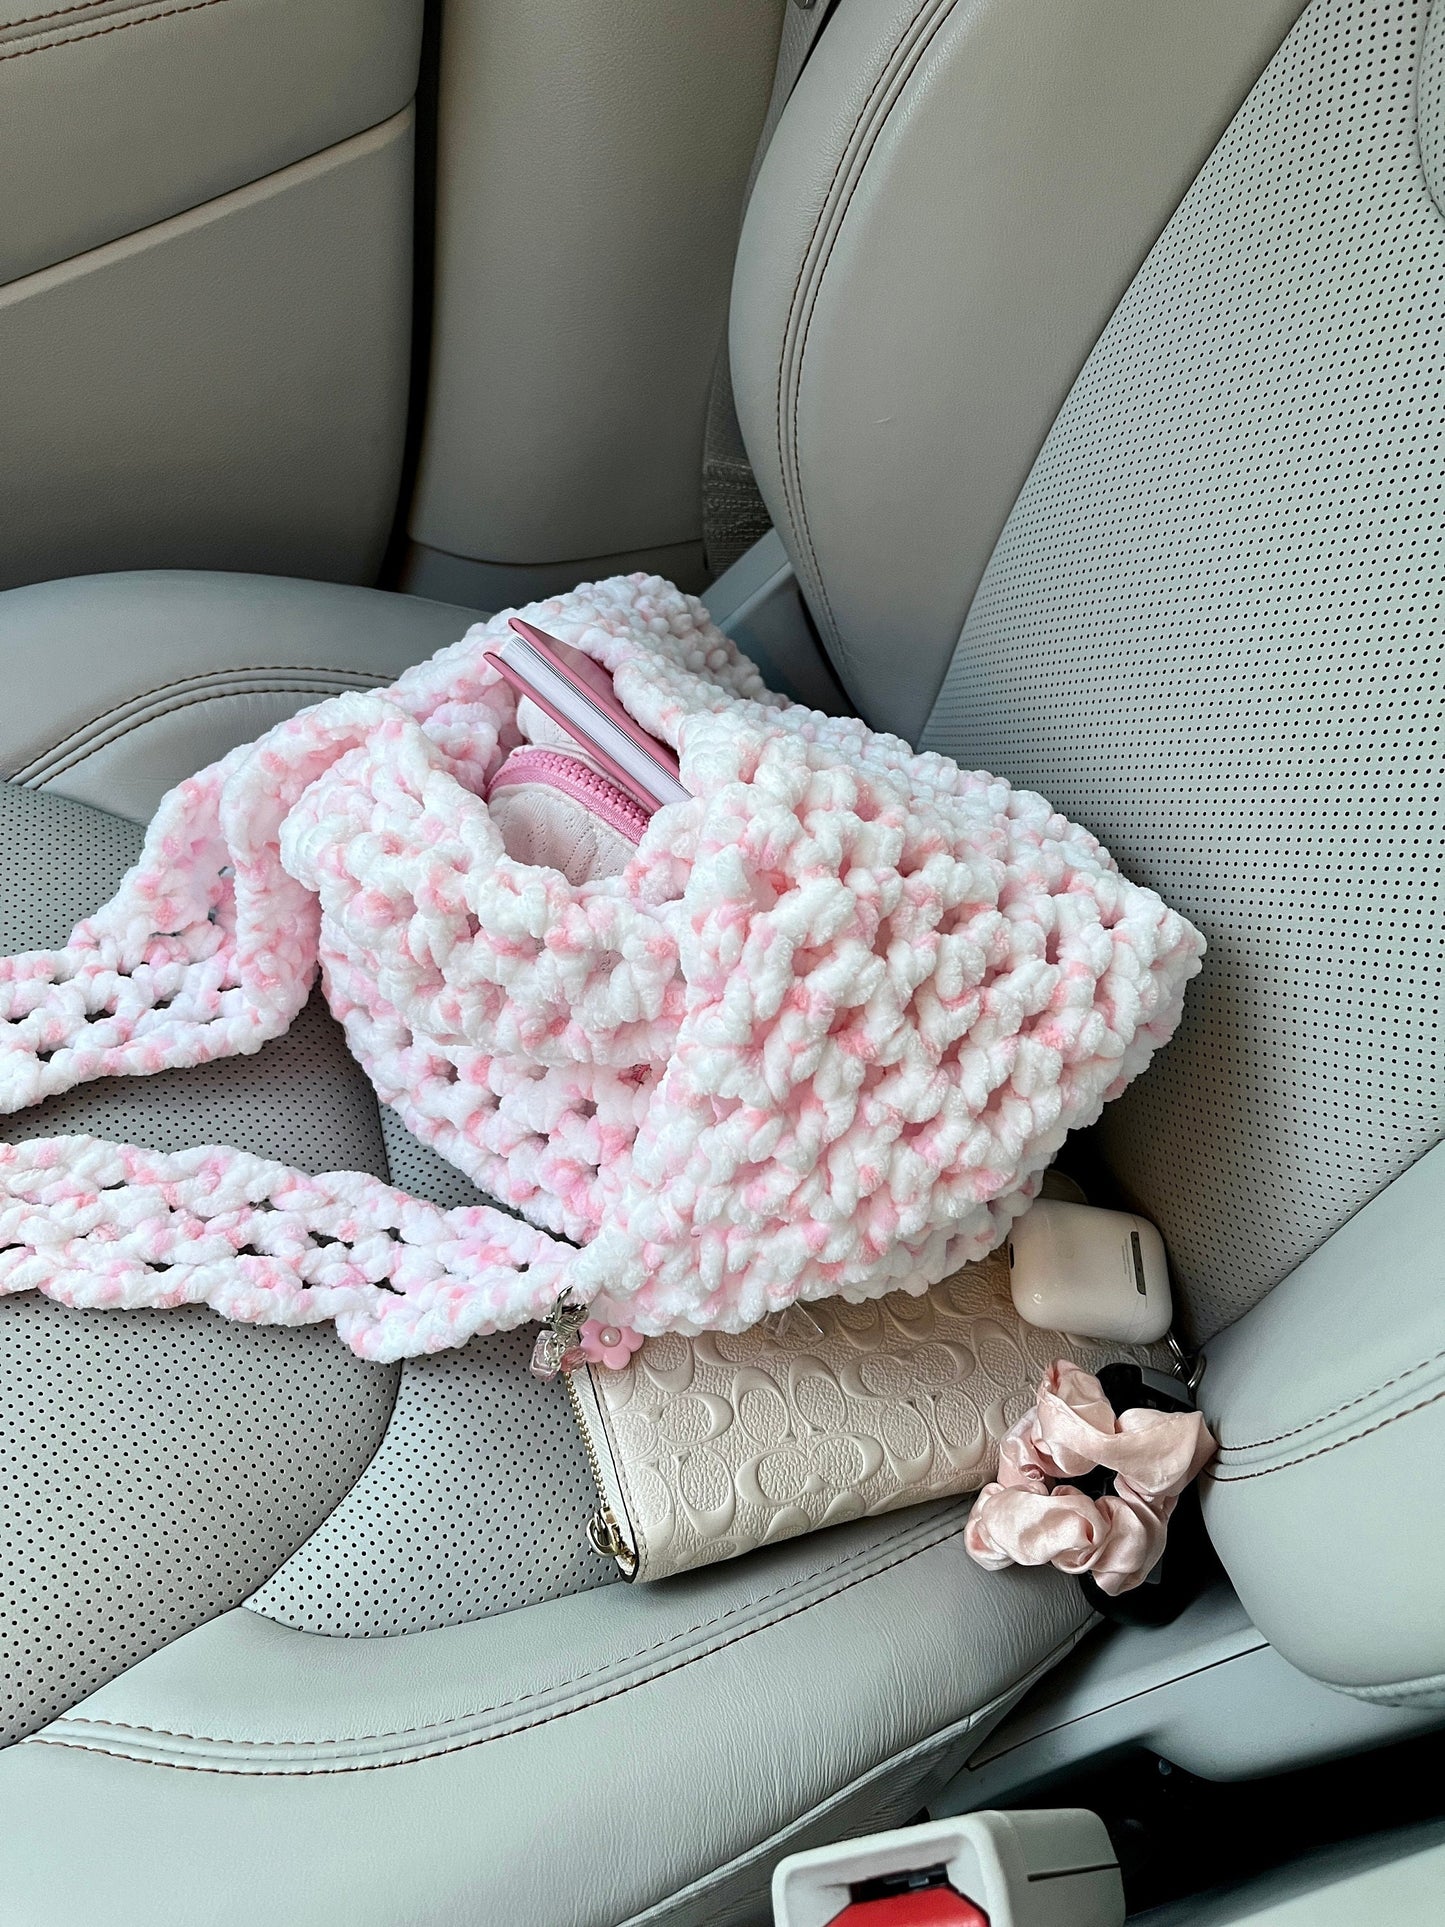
[0,576,1204,1362]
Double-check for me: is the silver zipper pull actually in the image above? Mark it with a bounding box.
[530,1297,587,1381]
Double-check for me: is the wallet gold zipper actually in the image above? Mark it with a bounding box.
[563,1364,640,1580]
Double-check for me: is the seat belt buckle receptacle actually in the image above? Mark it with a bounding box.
[772,1809,1124,1927]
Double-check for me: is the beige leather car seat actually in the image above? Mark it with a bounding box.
[2,0,1442,1920]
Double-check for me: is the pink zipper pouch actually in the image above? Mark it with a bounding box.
[487,739,649,885]
[484,621,680,886]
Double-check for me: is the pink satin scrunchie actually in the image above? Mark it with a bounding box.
[964,1360,1216,1595]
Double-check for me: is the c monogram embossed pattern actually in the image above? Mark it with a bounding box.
[0,575,1202,1356]
[570,1251,1166,1581]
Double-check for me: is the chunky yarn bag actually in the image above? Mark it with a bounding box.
[0,577,1203,1361]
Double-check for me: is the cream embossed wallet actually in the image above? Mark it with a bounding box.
[565,1250,1166,1581]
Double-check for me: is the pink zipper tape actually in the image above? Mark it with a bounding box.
[486,746,652,845]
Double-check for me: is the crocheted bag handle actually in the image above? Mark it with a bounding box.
[0,1134,576,1361]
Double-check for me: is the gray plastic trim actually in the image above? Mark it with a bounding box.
[934,1583,1444,1814]
[701,528,850,713]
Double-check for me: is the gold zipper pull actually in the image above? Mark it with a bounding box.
[530,1296,587,1381]
[587,1508,639,1578]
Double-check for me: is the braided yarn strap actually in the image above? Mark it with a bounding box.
[0,1137,570,1362]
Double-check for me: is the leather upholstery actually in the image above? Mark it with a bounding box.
[0,592,474,1748]
[1200,1145,1445,1708]
[5,0,1445,1910]
[735,0,1445,1718]
[408,0,784,572]
[0,1296,399,1749]
[913,0,1442,1706]
[0,783,403,1746]
[922,0,1445,1345]
[246,1324,617,1637]
[729,0,1307,741]
[1422,0,1445,210]
[4,1511,1087,1927]
[0,572,478,821]
[2,90,417,594]
[0,0,422,290]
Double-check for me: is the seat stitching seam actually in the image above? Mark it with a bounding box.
[33,1520,975,1772]
[791,0,951,635]
[0,0,231,60]
[787,0,958,655]
[0,0,115,31]
[21,660,388,740]
[29,686,377,781]
[44,1516,969,1751]
[772,11,919,571]
[29,666,391,720]
[1216,1344,1445,1451]
[1344,1666,1445,1701]
[16,669,390,781]
[776,0,931,625]
[1206,1384,1445,1482]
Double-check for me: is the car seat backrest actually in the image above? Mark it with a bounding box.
[731,0,1445,1341]
[730,0,1309,747]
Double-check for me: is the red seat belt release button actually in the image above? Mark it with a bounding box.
[829,1887,988,1924]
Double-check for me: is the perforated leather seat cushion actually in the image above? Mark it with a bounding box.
[0,781,606,1742]
[0,1296,397,1746]
[0,786,393,1740]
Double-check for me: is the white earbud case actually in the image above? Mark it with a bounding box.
[1007,1198,1173,1345]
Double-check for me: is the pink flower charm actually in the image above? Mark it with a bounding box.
[578,1318,644,1370]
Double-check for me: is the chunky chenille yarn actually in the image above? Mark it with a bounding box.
[0,576,1203,1359]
